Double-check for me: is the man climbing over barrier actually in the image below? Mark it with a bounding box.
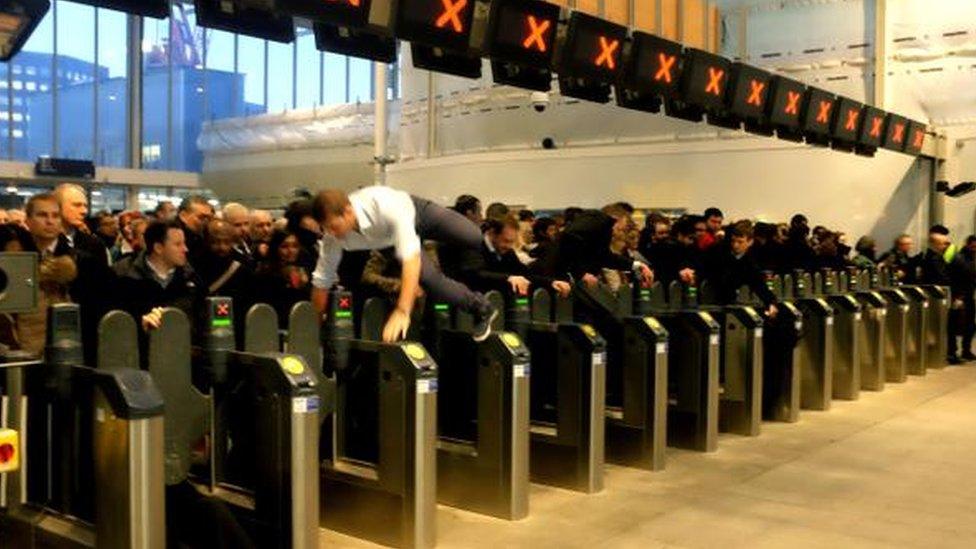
[311,186,497,343]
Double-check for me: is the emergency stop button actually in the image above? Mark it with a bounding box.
[0,428,19,473]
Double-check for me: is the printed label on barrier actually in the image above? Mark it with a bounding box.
[901,305,910,312]
[95,408,106,423]
[795,321,803,331]
[656,343,667,355]
[710,334,720,346]
[879,310,887,317]
[854,313,862,321]
[417,379,438,393]
[755,328,763,339]
[593,353,606,366]
[292,396,321,414]
[923,302,929,309]
[826,318,834,326]
[514,363,530,377]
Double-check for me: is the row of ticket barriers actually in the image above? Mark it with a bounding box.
[0,259,950,548]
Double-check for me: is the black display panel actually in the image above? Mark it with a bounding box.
[411,43,482,79]
[619,31,682,97]
[830,97,863,143]
[397,0,475,52]
[882,114,909,152]
[766,76,805,129]
[801,87,835,136]
[195,0,295,43]
[485,0,559,67]
[904,120,927,156]
[554,11,627,83]
[727,63,771,122]
[679,48,732,112]
[278,0,372,27]
[857,106,887,148]
[314,22,397,64]
[71,0,168,18]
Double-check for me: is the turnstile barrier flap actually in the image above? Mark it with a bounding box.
[531,288,552,322]
[287,301,323,375]
[486,291,508,332]
[97,310,140,371]
[245,303,280,354]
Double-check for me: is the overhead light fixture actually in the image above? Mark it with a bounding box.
[0,0,51,62]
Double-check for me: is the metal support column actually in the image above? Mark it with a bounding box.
[374,62,388,186]
[426,72,436,158]
[126,14,143,169]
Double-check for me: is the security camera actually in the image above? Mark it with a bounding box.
[530,91,550,113]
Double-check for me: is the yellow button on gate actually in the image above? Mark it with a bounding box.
[0,428,19,473]
[581,324,597,338]
[644,317,661,331]
[281,356,305,375]
[405,344,427,361]
[502,333,521,349]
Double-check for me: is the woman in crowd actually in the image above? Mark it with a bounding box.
[255,229,312,327]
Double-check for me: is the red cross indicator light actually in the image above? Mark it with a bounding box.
[785,91,801,115]
[869,116,883,137]
[595,36,620,70]
[523,15,550,52]
[435,0,467,33]
[882,114,910,152]
[857,107,887,148]
[654,53,677,83]
[912,129,924,148]
[904,121,927,155]
[892,123,905,143]
[844,109,859,131]
[704,67,725,96]
[338,296,352,310]
[815,101,832,124]
[746,80,766,106]
[215,302,230,317]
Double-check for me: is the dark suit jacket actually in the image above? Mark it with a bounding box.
[452,241,554,294]
[535,210,634,281]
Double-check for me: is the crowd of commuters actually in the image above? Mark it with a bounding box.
[0,185,973,367]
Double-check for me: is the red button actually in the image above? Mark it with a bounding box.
[0,443,13,463]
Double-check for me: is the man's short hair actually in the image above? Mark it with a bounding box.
[728,220,754,239]
[153,201,173,214]
[453,195,480,215]
[486,214,520,234]
[518,209,535,222]
[222,202,249,218]
[601,203,630,219]
[929,224,950,236]
[672,217,697,237]
[144,220,182,253]
[53,183,85,203]
[178,195,212,213]
[704,207,724,219]
[312,189,350,222]
[966,235,976,246]
[612,202,635,214]
[26,193,59,217]
[485,202,510,221]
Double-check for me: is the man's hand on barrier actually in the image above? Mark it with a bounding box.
[382,308,411,343]
[141,307,164,331]
[766,303,779,319]
[508,276,531,296]
[679,268,696,285]
[581,273,600,288]
[638,263,655,287]
[552,280,572,298]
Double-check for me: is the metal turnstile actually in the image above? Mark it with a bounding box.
[2,304,166,549]
[875,267,909,383]
[847,269,886,391]
[510,288,605,493]
[762,274,804,423]
[919,285,950,369]
[651,282,721,453]
[821,271,863,400]
[792,271,835,411]
[575,281,668,471]
[901,285,930,375]
[319,290,437,548]
[415,293,530,520]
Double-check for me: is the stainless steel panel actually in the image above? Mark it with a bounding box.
[291,403,320,549]
[510,366,530,519]
[588,353,606,493]
[412,390,437,549]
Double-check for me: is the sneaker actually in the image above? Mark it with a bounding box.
[948,356,964,366]
[471,303,498,343]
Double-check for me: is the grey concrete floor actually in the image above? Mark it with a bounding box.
[321,364,976,548]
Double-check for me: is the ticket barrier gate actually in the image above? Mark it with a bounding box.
[644,283,720,452]
[697,283,764,437]
[844,269,887,391]
[761,274,804,423]
[574,281,668,471]
[873,267,909,383]
[900,284,929,376]
[2,304,165,549]
[503,288,605,493]
[148,298,322,549]
[918,285,950,369]
[406,293,529,520]
[791,271,835,411]
[817,271,863,401]
[320,290,437,548]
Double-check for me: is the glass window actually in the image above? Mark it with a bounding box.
[90,185,127,213]
[15,7,53,161]
[205,29,242,120]
[237,36,266,115]
[97,7,128,167]
[348,57,371,103]
[322,53,346,105]
[295,28,320,110]
[142,10,171,170]
[171,4,206,172]
[55,0,95,161]
[267,41,295,113]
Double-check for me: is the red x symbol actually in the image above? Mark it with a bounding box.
[435,0,467,33]
[704,67,724,96]
[892,123,905,143]
[746,79,766,106]
[594,36,619,70]
[844,108,860,131]
[869,116,883,138]
[216,302,230,317]
[522,15,550,52]
[654,53,676,83]
[784,91,801,115]
[912,129,924,148]
[815,100,832,124]
[338,296,352,310]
